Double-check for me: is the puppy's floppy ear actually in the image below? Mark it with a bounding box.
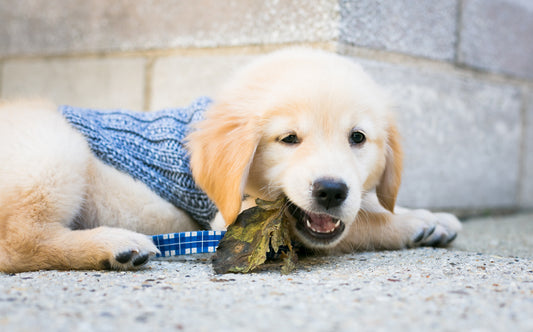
[376,123,403,212]
[187,102,259,226]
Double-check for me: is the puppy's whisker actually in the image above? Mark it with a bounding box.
[259,182,283,198]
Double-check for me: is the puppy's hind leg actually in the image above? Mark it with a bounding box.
[0,104,158,272]
[0,157,159,273]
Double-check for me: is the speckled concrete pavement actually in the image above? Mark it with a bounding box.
[1,214,532,332]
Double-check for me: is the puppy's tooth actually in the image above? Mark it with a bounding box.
[306,219,316,232]
[334,220,341,228]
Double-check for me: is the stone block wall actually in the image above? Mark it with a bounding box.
[1,0,532,215]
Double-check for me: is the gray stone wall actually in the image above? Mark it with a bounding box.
[1,0,532,214]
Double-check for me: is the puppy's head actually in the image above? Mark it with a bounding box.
[187,48,402,249]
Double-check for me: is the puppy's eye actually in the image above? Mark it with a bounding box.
[279,133,300,145]
[349,130,366,145]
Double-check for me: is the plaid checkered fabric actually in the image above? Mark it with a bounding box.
[152,230,226,257]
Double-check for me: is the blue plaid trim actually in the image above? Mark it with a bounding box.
[152,230,226,257]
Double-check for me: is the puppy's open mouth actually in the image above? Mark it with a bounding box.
[287,203,345,245]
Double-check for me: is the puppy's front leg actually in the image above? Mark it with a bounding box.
[392,206,462,247]
[338,193,461,252]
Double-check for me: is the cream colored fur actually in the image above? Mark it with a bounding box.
[188,48,461,253]
[0,48,461,273]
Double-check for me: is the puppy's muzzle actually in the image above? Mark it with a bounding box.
[287,203,346,247]
[283,178,351,248]
[286,178,348,247]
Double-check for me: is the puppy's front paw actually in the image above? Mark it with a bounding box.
[400,209,462,248]
[93,227,160,270]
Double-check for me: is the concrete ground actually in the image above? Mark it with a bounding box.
[1,213,532,332]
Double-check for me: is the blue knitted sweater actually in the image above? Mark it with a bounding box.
[60,97,217,230]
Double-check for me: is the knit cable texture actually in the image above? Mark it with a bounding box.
[60,97,217,230]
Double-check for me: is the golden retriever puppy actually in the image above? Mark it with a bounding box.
[188,48,461,253]
[0,48,460,273]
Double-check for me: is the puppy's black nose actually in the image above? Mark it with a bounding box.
[312,178,348,210]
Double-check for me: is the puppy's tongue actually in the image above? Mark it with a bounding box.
[306,213,339,233]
